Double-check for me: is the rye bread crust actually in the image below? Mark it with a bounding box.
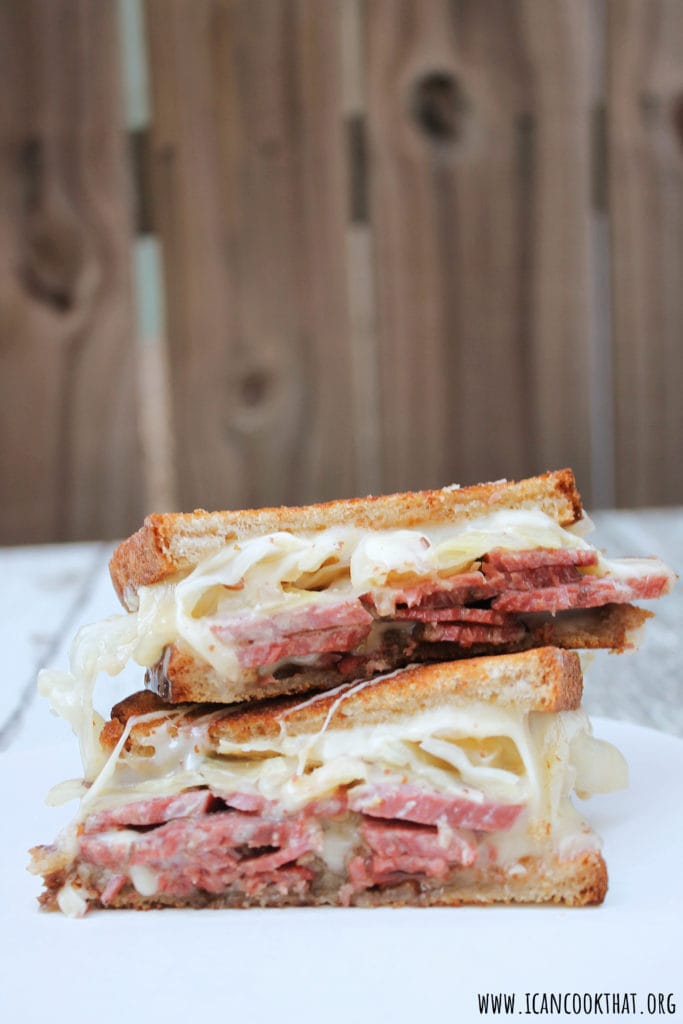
[100,647,583,753]
[109,470,583,606]
[34,850,608,911]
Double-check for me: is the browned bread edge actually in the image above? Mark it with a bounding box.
[109,469,583,605]
[101,647,583,752]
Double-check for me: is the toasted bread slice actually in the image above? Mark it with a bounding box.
[102,647,583,753]
[110,469,583,605]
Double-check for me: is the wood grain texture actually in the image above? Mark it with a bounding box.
[341,0,382,495]
[364,0,598,498]
[607,0,683,506]
[4,0,683,540]
[367,0,524,492]
[145,0,358,513]
[518,0,597,498]
[0,0,142,543]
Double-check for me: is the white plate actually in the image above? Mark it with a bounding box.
[2,719,682,1023]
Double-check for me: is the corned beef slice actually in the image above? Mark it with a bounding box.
[347,782,523,832]
[211,600,373,644]
[361,818,477,870]
[83,791,214,833]
[233,624,372,668]
[211,599,373,667]
[393,606,517,624]
[484,548,599,571]
[352,818,478,886]
[492,573,671,613]
[419,623,527,646]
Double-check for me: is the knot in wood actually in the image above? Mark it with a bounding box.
[239,367,272,408]
[17,138,90,313]
[20,216,86,313]
[228,362,281,436]
[673,92,683,151]
[411,71,468,143]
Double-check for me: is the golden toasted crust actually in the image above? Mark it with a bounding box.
[34,850,607,910]
[109,470,583,605]
[99,690,172,750]
[207,647,583,745]
[101,648,583,752]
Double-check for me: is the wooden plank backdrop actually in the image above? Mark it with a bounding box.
[0,0,143,543]
[146,0,358,512]
[607,0,683,507]
[1,0,682,544]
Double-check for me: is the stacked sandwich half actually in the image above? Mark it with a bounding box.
[31,470,674,913]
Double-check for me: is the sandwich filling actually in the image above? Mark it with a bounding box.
[39,510,673,777]
[141,511,671,683]
[31,678,627,915]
